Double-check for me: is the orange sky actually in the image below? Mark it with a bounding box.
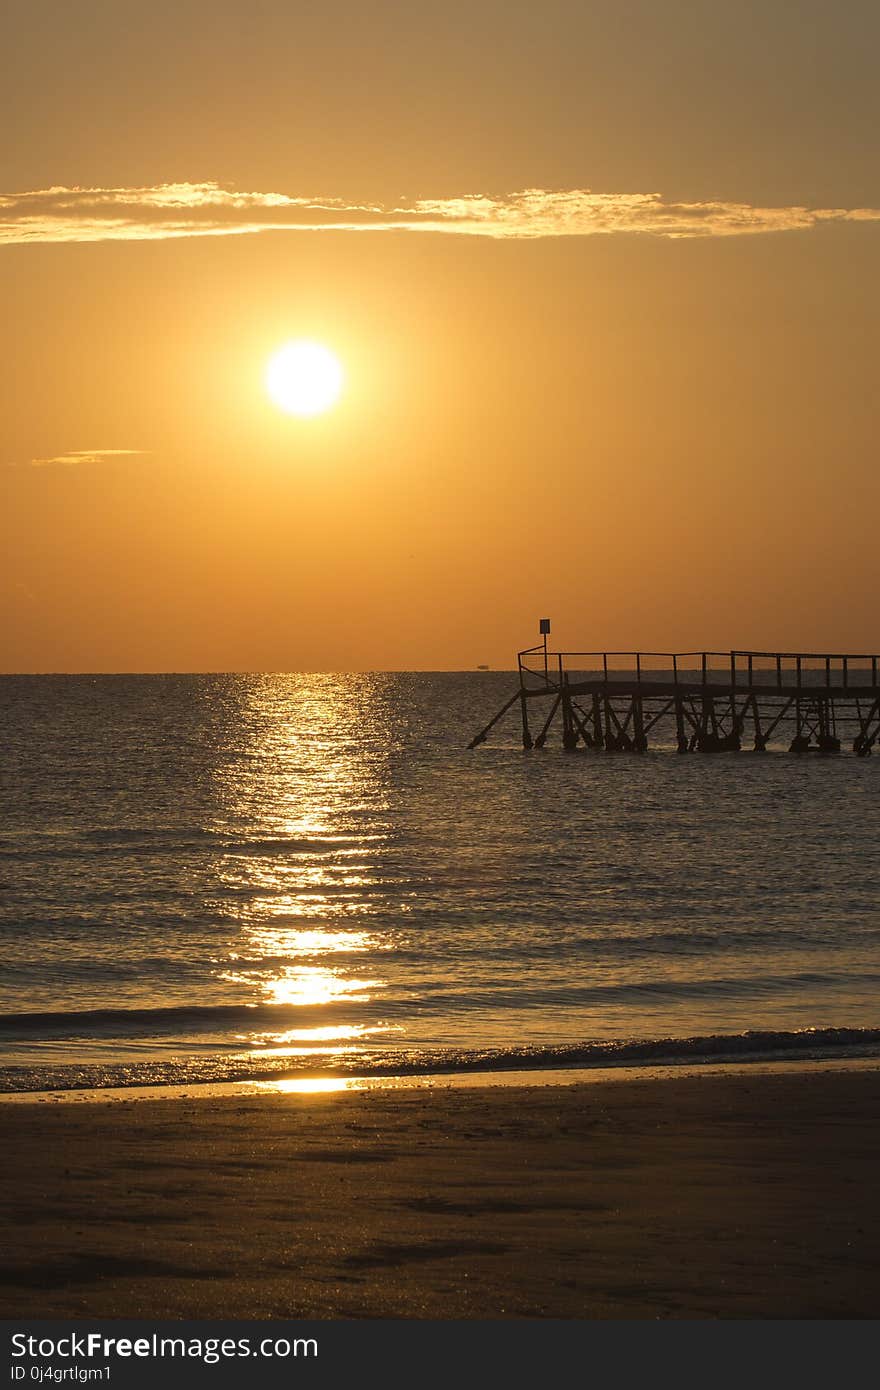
[2,1,878,670]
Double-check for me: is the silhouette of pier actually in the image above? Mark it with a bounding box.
[468,640,880,755]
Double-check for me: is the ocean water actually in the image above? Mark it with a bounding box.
[1,673,879,1093]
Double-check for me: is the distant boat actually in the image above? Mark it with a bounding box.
[477,664,490,670]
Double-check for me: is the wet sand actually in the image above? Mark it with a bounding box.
[3,1067,880,1319]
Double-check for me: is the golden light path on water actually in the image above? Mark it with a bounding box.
[207,675,405,1073]
[267,1078,355,1094]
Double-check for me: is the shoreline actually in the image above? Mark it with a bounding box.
[3,1050,880,1105]
[5,1064,880,1318]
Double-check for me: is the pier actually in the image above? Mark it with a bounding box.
[468,632,880,755]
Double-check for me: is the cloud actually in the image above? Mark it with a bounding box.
[23,449,149,468]
[1,183,878,246]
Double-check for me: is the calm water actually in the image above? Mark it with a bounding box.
[1,673,879,1092]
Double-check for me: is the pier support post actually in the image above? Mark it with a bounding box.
[674,695,688,753]
[853,699,879,756]
[603,696,616,751]
[534,691,562,749]
[752,698,768,751]
[817,699,840,753]
[520,691,533,749]
[790,697,810,753]
[603,696,633,751]
[561,678,578,750]
[591,694,603,751]
[726,707,742,752]
[467,690,523,749]
[569,700,595,749]
[633,696,647,752]
[697,695,718,752]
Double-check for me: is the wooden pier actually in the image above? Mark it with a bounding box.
[468,639,880,755]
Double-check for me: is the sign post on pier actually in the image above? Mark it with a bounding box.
[539,618,551,682]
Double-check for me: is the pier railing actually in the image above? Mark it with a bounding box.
[518,648,880,693]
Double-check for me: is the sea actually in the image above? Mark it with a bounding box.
[1,672,879,1094]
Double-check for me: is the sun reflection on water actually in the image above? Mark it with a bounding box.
[260,1077,357,1095]
[220,966,383,1008]
[246,1023,398,1045]
[227,924,386,958]
[207,675,401,1056]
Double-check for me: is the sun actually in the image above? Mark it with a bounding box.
[265,340,344,417]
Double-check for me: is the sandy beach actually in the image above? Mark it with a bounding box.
[3,1065,879,1319]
